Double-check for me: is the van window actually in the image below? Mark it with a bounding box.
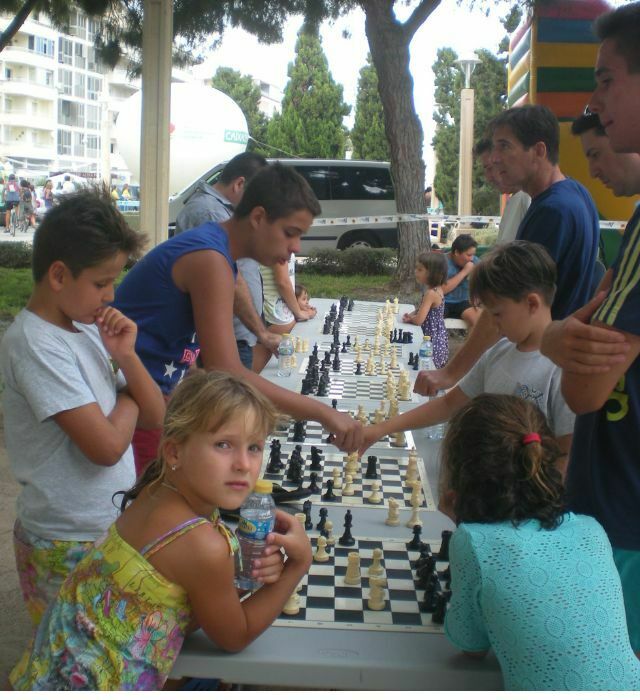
[331,166,394,201]
[293,166,334,200]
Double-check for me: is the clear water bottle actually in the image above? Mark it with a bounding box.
[277,333,294,377]
[432,390,446,439]
[235,480,277,591]
[418,336,439,439]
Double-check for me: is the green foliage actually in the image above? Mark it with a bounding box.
[432,44,508,216]
[266,23,350,158]
[0,267,32,318]
[297,272,395,302]
[211,67,269,153]
[301,247,396,276]
[0,242,32,268]
[351,54,389,161]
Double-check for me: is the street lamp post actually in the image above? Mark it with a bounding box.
[456,57,480,216]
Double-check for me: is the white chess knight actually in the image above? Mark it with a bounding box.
[385,497,400,526]
[367,577,388,611]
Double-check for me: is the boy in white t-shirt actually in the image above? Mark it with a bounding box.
[361,241,575,473]
[0,188,165,625]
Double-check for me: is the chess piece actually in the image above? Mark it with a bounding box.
[393,297,399,313]
[410,481,422,508]
[390,347,398,369]
[355,405,368,425]
[432,591,450,625]
[355,362,363,375]
[373,407,385,425]
[343,551,361,585]
[292,420,306,442]
[385,497,400,526]
[294,512,309,540]
[342,474,355,496]
[367,577,387,611]
[316,507,328,532]
[365,356,375,376]
[331,398,338,410]
[332,466,342,489]
[365,455,378,479]
[405,454,419,488]
[392,430,407,448]
[309,445,323,471]
[322,479,337,502]
[368,481,382,504]
[325,520,335,546]
[308,471,321,494]
[407,524,423,550]
[345,452,359,475]
[339,510,355,546]
[314,535,330,562]
[368,548,385,578]
[406,505,422,529]
[303,500,313,530]
[437,530,452,562]
[283,590,301,615]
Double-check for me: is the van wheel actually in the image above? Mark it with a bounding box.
[339,231,378,250]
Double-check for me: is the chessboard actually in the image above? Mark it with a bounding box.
[298,374,421,403]
[269,413,415,450]
[297,355,408,378]
[274,535,451,633]
[261,443,436,511]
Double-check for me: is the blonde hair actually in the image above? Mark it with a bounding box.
[117,370,280,510]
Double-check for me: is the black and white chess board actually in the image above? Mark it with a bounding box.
[274,536,451,633]
[261,443,435,510]
[299,374,419,402]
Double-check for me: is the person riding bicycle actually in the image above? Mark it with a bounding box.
[4,174,20,233]
[19,180,36,229]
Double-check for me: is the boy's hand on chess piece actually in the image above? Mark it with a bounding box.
[295,307,317,322]
[323,410,363,454]
[257,330,282,355]
[414,367,452,397]
[96,307,138,362]
[358,424,384,457]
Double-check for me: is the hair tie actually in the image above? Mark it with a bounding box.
[522,432,541,446]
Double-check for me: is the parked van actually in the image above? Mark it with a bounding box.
[168,159,407,254]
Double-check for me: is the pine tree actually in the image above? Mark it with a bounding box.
[211,67,269,153]
[266,22,350,158]
[351,54,389,161]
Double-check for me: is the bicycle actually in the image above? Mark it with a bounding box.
[9,202,29,236]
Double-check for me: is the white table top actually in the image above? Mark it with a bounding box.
[172,298,503,690]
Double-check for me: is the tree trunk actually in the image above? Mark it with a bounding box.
[0,0,39,53]
[362,0,440,294]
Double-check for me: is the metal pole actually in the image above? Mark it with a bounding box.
[457,87,475,216]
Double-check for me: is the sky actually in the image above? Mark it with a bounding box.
[192,0,628,183]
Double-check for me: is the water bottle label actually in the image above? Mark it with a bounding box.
[238,516,274,540]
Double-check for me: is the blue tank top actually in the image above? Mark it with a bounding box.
[114,222,236,394]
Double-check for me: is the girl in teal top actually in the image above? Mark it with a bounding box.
[440,394,640,691]
[10,371,313,690]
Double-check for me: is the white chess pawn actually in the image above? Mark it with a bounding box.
[344,551,361,585]
[393,296,399,313]
[352,335,360,351]
[385,497,400,526]
[368,548,385,578]
[303,339,310,352]
[406,505,422,529]
[368,480,383,504]
[295,512,310,538]
[332,466,342,489]
[342,474,355,496]
[325,520,335,546]
[283,590,301,615]
[314,535,330,562]
[367,577,388,611]
[295,336,303,353]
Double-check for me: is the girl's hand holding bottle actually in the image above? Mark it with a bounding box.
[254,510,312,583]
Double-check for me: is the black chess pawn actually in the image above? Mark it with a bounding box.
[437,530,452,561]
[355,362,362,375]
[292,420,306,443]
[391,329,398,343]
[407,524,423,551]
[347,299,354,311]
[346,334,351,347]
[408,351,415,365]
[316,507,328,532]
[322,479,337,502]
[431,591,449,625]
[302,500,313,531]
[420,571,442,613]
[322,319,331,334]
[365,455,378,479]
[332,355,341,371]
[331,399,338,410]
[317,376,329,397]
[412,354,420,371]
[266,439,283,473]
[413,542,433,569]
[308,471,321,494]
[338,509,355,546]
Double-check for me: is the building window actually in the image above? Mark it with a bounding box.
[87,76,102,101]
[58,100,84,127]
[73,131,85,157]
[58,69,72,95]
[45,70,53,86]
[87,18,99,43]
[86,104,99,130]
[4,97,12,113]
[57,129,71,155]
[58,38,72,65]
[87,134,100,158]
[73,73,85,98]
[74,43,85,69]
[69,11,87,39]
[28,35,55,57]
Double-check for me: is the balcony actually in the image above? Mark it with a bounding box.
[0,78,55,101]
[0,110,55,131]
[2,45,54,69]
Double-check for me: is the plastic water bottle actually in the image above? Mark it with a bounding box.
[277,333,294,377]
[432,389,446,439]
[235,480,277,591]
[418,335,435,372]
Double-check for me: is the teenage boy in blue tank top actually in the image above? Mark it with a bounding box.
[115,164,362,473]
[541,2,640,656]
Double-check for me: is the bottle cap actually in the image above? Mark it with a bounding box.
[423,335,431,341]
[254,479,273,494]
[282,333,290,337]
